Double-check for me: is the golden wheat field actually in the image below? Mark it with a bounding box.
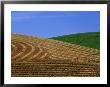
[11,34,100,77]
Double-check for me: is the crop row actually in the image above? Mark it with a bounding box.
[11,61,99,77]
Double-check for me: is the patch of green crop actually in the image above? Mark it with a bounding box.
[50,32,100,50]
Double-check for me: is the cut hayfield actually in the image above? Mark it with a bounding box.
[11,34,100,77]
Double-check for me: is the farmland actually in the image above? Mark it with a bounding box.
[51,32,100,49]
[11,34,100,77]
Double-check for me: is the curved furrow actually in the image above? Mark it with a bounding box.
[18,44,39,62]
[40,53,48,59]
[25,45,52,62]
[11,41,27,61]
[18,42,35,60]
[34,47,47,59]
[12,40,49,62]
[13,41,34,62]
[11,44,17,55]
[11,41,24,58]
[28,45,44,61]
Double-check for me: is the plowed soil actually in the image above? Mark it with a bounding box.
[11,34,100,77]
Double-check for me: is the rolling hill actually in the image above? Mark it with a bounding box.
[11,33,100,77]
[51,32,100,49]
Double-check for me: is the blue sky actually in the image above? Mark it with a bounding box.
[11,11,100,38]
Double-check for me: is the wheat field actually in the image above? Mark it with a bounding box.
[11,34,100,77]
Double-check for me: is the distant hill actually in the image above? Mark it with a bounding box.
[51,32,100,49]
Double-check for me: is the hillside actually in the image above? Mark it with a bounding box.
[51,32,100,49]
[11,34,100,77]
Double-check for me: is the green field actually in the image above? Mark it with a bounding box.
[50,32,100,49]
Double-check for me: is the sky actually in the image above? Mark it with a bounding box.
[11,11,100,38]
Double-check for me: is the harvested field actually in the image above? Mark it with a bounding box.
[11,34,100,77]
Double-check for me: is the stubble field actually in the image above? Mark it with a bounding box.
[11,34,100,77]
